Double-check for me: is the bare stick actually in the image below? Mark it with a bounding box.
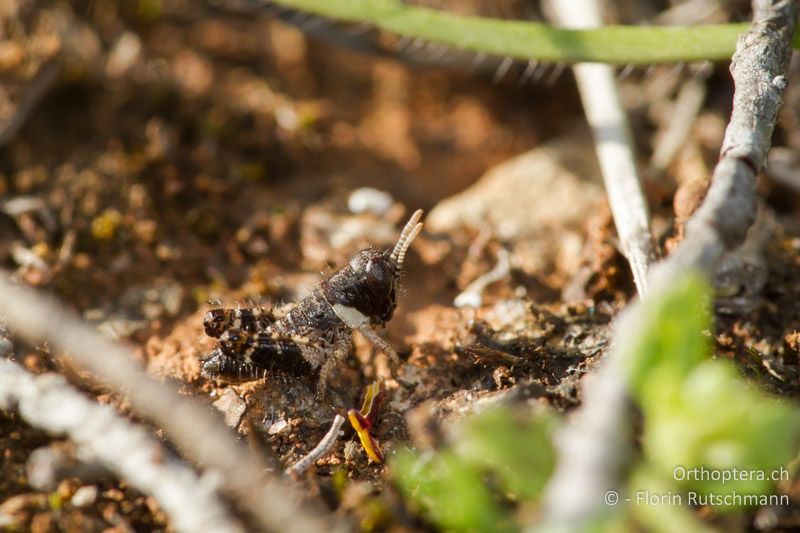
[0,270,344,533]
[539,1,652,520]
[539,1,798,529]
[650,69,711,173]
[26,443,111,491]
[0,359,243,533]
[286,414,345,476]
[454,248,511,308]
[546,0,654,297]
[652,0,796,283]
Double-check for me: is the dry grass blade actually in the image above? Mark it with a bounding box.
[545,0,654,297]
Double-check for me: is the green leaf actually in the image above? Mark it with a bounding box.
[628,466,714,533]
[624,272,800,510]
[625,272,711,406]
[645,361,800,502]
[393,447,515,532]
[392,405,557,530]
[453,407,556,500]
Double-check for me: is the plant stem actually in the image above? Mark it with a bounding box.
[269,0,798,64]
[547,0,654,297]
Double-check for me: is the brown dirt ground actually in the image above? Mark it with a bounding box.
[2,1,800,531]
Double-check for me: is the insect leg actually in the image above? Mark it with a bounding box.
[317,335,351,399]
[357,324,400,370]
[201,348,263,383]
[219,329,316,375]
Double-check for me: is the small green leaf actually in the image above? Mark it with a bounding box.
[625,272,711,406]
[645,361,800,503]
[454,407,556,500]
[393,447,514,532]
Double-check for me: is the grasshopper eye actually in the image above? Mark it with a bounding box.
[366,259,385,282]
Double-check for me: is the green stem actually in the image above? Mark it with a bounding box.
[271,0,799,65]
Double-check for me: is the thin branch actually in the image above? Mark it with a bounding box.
[454,248,511,308]
[652,0,797,282]
[650,68,711,173]
[537,0,650,524]
[546,0,654,296]
[287,414,345,476]
[0,270,345,533]
[0,359,243,533]
[26,443,111,491]
[538,1,798,529]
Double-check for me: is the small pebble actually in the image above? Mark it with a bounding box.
[347,188,393,216]
[70,486,97,508]
[212,389,247,428]
[267,419,288,435]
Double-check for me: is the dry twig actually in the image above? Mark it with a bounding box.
[653,0,796,282]
[0,359,243,533]
[538,1,798,529]
[0,270,345,533]
[546,0,655,297]
[454,248,511,308]
[650,68,711,173]
[287,414,346,476]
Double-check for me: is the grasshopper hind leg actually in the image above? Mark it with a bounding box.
[201,348,264,383]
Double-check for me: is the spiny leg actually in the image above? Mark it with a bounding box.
[201,348,264,383]
[317,335,352,399]
[219,328,317,376]
[358,323,400,370]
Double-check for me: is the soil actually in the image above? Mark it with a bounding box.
[2,1,800,531]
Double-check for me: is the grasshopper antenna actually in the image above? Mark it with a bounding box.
[390,209,423,270]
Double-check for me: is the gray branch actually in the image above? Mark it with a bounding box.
[652,0,796,282]
[287,414,345,476]
[0,270,345,533]
[0,359,243,533]
[537,1,798,529]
